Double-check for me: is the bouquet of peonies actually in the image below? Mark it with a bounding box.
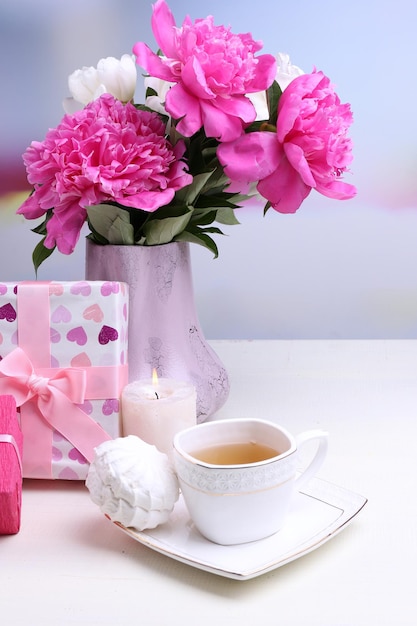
[18,0,356,271]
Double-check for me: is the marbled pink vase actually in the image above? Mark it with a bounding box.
[85,239,229,422]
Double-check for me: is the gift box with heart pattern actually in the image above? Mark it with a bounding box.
[0,281,129,480]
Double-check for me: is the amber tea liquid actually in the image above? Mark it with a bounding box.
[191,441,280,465]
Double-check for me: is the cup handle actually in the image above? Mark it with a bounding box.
[294,430,328,490]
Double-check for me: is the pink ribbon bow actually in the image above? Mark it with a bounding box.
[0,347,111,478]
[0,346,86,408]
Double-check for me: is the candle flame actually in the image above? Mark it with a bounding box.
[152,368,159,386]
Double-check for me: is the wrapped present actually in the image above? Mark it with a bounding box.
[0,394,23,534]
[0,281,128,480]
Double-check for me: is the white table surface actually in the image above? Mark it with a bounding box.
[2,340,416,626]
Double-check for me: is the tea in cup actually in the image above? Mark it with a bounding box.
[173,418,328,545]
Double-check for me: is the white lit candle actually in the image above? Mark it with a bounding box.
[121,370,197,460]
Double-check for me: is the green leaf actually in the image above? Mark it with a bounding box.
[175,230,219,258]
[143,207,193,245]
[86,224,109,245]
[32,238,55,275]
[214,207,241,226]
[108,215,135,244]
[266,80,282,126]
[30,208,54,236]
[87,204,134,245]
[263,201,272,215]
[175,171,215,205]
[194,194,240,209]
[198,226,224,235]
[245,120,270,132]
[145,86,158,98]
[200,169,230,193]
[31,220,48,236]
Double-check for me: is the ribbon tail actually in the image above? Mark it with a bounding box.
[20,403,55,479]
[39,393,111,463]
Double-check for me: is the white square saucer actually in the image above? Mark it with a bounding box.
[113,477,367,580]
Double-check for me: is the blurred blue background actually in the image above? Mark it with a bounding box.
[1,0,417,338]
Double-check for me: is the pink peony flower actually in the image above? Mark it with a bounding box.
[218,71,356,213]
[133,0,276,142]
[18,94,192,254]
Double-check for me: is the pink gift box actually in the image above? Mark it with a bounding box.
[0,394,23,534]
[0,281,128,480]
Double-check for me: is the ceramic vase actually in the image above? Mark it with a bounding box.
[85,239,229,422]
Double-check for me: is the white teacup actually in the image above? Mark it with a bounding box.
[173,418,328,545]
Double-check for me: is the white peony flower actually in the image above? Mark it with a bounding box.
[144,75,174,115]
[248,90,269,122]
[248,52,304,121]
[95,54,137,102]
[63,54,137,113]
[275,52,304,91]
